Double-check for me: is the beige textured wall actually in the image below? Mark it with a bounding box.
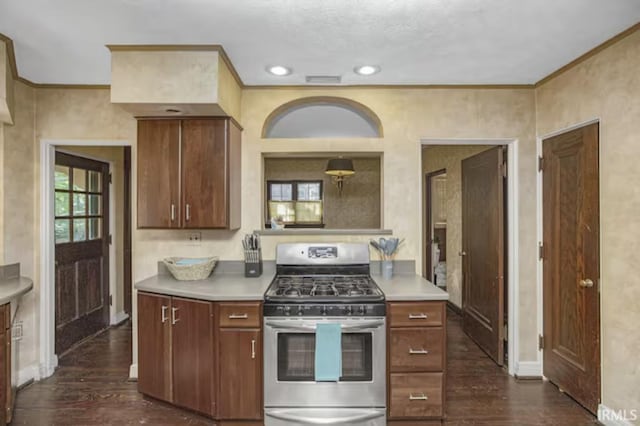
[111,50,219,104]
[422,145,493,308]
[2,81,37,374]
[58,145,126,316]
[264,157,381,229]
[217,58,242,121]
[536,30,640,421]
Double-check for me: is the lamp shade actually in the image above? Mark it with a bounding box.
[325,158,355,177]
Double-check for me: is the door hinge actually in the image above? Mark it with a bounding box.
[109,173,113,184]
[538,156,544,172]
[108,234,112,245]
[539,335,545,350]
[109,294,113,306]
[538,242,544,260]
[501,161,507,178]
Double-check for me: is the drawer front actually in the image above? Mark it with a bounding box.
[390,328,444,372]
[389,373,443,419]
[218,302,261,328]
[388,302,444,327]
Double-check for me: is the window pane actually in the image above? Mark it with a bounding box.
[88,171,102,193]
[298,183,321,201]
[269,201,295,223]
[295,201,322,223]
[55,166,70,190]
[270,183,293,201]
[55,219,71,243]
[73,193,87,215]
[88,218,102,240]
[88,194,102,215]
[73,219,87,242]
[55,191,70,216]
[73,168,86,191]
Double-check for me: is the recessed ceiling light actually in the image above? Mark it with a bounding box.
[354,65,381,76]
[267,65,292,76]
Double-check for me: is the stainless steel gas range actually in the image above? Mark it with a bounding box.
[263,243,386,426]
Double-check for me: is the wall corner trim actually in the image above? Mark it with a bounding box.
[17,364,40,387]
[129,363,138,380]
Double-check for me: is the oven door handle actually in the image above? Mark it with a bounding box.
[265,319,385,332]
[265,409,384,424]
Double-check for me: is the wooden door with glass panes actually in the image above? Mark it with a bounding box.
[54,152,110,356]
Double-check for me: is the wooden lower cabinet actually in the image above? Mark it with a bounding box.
[218,329,262,420]
[388,301,447,422]
[137,293,262,422]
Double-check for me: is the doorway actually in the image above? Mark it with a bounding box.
[421,139,518,374]
[425,169,447,287]
[54,152,110,355]
[40,140,132,377]
[541,122,601,414]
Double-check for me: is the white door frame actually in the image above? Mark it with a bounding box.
[420,138,519,376]
[39,139,131,379]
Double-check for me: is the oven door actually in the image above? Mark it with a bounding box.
[264,316,386,408]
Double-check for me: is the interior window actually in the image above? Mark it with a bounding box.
[268,180,323,227]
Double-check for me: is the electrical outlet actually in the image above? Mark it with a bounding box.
[12,321,23,341]
[188,232,202,245]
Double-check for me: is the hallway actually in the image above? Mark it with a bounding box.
[11,312,599,425]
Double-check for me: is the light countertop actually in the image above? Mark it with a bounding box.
[136,268,448,302]
[0,277,34,305]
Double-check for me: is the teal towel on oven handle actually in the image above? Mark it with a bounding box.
[314,323,342,382]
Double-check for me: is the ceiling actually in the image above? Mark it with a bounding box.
[1,0,639,86]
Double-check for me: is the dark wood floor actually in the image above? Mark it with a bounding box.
[12,312,599,425]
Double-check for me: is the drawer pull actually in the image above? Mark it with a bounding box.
[408,313,428,319]
[409,393,428,401]
[409,348,429,355]
[171,307,179,325]
[161,305,168,323]
[251,339,256,359]
[228,313,249,319]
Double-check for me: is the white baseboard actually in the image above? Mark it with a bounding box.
[129,363,138,380]
[17,364,40,387]
[111,311,130,325]
[38,355,58,380]
[514,361,542,378]
[598,404,638,426]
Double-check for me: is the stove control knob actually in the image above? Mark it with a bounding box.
[284,306,291,316]
[320,306,327,316]
[345,305,353,315]
[297,307,304,316]
[358,305,366,315]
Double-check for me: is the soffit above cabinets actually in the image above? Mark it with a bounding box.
[1,0,640,86]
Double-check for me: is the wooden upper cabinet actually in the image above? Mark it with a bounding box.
[137,118,242,229]
[137,120,181,228]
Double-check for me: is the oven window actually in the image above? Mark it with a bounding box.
[277,333,373,381]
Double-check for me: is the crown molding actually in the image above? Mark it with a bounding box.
[535,22,640,87]
[246,84,535,90]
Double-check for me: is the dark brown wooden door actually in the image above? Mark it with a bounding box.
[171,297,215,416]
[0,304,8,424]
[461,147,505,365]
[137,120,181,229]
[542,123,600,414]
[181,119,228,228]
[218,329,262,419]
[54,152,110,356]
[137,292,172,402]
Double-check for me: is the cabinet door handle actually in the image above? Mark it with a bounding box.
[171,307,180,325]
[170,204,176,222]
[161,305,168,323]
[409,348,429,355]
[408,313,428,319]
[251,339,256,359]
[409,393,428,401]
[229,313,249,319]
[185,204,191,222]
